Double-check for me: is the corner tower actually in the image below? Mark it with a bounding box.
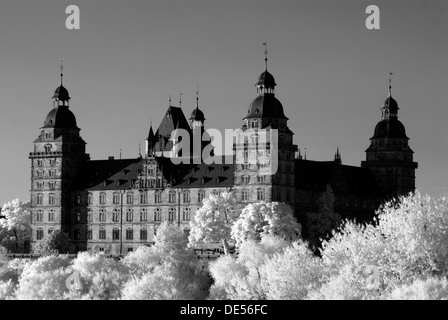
[234,45,297,206]
[361,76,417,197]
[29,63,89,249]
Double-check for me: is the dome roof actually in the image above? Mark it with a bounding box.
[52,85,71,102]
[256,70,276,89]
[382,96,399,114]
[244,94,287,119]
[189,107,205,122]
[43,106,78,129]
[372,117,408,139]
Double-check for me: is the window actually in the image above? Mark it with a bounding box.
[257,175,266,183]
[169,191,176,203]
[74,229,80,241]
[257,188,265,201]
[75,211,81,223]
[198,190,205,203]
[241,189,248,201]
[113,229,120,240]
[44,144,52,152]
[112,209,120,222]
[168,208,175,221]
[140,209,147,222]
[99,209,106,222]
[37,229,44,240]
[98,247,105,252]
[48,181,55,190]
[48,209,55,222]
[155,191,161,203]
[99,229,106,240]
[183,191,190,203]
[87,229,92,240]
[36,209,43,222]
[182,208,191,221]
[99,192,106,204]
[126,209,133,222]
[49,159,55,166]
[87,209,93,222]
[37,170,44,178]
[154,208,161,221]
[113,192,120,204]
[140,229,148,241]
[49,170,56,177]
[87,193,93,205]
[126,229,133,240]
[140,192,147,204]
[49,193,56,205]
[242,176,250,183]
[48,229,53,234]
[126,192,133,204]
[36,181,43,189]
[148,167,155,175]
[127,248,133,253]
[37,193,43,205]
[37,159,43,167]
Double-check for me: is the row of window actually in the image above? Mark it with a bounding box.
[240,188,266,201]
[79,190,210,206]
[34,170,57,178]
[36,159,57,167]
[36,228,152,241]
[35,181,56,190]
[81,207,191,223]
[36,193,57,205]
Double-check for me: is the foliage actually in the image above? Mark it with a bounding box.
[189,191,243,254]
[14,255,72,300]
[231,201,301,247]
[32,230,72,255]
[261,241,323,299]
[386,276,448,300]
[0,199,31,252]
[305,184,341,249]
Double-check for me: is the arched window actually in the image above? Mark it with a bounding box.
[87,209,93,222]
[241,189,248,201]
[154,191,161,203]
[87,193,93,205]
[37,193,43,205]
[183,191,190,203]
[48,193,56,205]
[154,208,161,221]
[182,208,191,221]
[126,192,133,204]
[198,190,205,203]
[75,211,81,222]
[140,209,147,222]
[112,209,120,222]
[36,229,44,240]
[169,191,176,203]
[99,192,106,204]
[36,209,43,222]
[99,209,106,222]
[257,188,265,201]
[168,208,175,221]
[113,192,120,204]
[140,192,147,204]
[126,209,133,222]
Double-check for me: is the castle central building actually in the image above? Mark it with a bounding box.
[29,57,417,254]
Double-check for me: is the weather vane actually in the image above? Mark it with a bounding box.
[263,42,268,70]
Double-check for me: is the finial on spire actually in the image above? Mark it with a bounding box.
[335,147,341,164]
[196,84,199,109]
[119,148,122,160]
[179,92,182,108]
[60,58,64,85]
[388,72,393,97]
[169,91,172,106]
[138,142,142,158]
[262,42,268,70]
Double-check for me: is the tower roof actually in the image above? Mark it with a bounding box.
[52,84,71,102]
[189,107,205,122]
[372,117,408,139]
[244,94,287,119]
[256,70,277,89]
[42,105,78,129]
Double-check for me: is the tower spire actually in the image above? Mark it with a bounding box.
[60,58,64,85]
[263,42,268,71]
[179,92,182,108]
[196,84,199,109]
[169,91,172,106]
[388,72,393,97]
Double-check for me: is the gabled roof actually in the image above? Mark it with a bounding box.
[153,106,191,154]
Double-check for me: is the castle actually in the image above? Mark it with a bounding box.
[29,56,417,254]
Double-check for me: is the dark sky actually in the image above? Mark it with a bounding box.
[1,0,447,205]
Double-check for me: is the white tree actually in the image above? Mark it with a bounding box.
[261,240,323,300]
[231,201,301,247]
[0,199,31,252]
[189,191,243,254]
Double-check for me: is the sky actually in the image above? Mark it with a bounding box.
[0,0,447,206]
